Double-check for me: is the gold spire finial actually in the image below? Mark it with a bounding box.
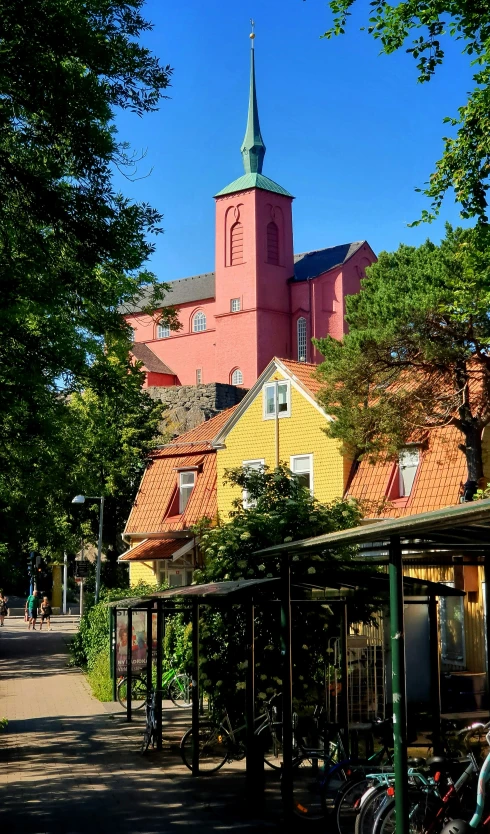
[250,18,255,44]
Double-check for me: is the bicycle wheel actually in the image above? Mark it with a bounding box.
[180,722,230,773]
[168,674,191,708]
[292,753,347,822]
[375,793,442,834]
[140,718,155,754]
[355,784,390,834]
[334,774,372,834]
[117,675,148,711]
[257,722,283,770]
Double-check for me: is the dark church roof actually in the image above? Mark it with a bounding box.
[130,342,176,376]
[121,242,366,316]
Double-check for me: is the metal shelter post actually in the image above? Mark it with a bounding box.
[155,601,163,750]
[340,602,350,757]
[428,595,442,753]
[280,555,293,820]
[146,605,153,697]
[111,607,117,702]
[246,602,263,804]
[126,607,133,722]
[484,556,490,702]
[389,535,409,834]
[192,599,200,776]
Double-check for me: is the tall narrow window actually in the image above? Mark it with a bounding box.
[231,369,243,385]
[267,221,279,265]
[290,455,313,494]
[179,472,196,514]
[399,448,420,497]
[242,459,265,509]
[157,323,170,339]
[196,368,202,384]
[230,222,244,265]
[297,317,307,362]
[193,311,206,332]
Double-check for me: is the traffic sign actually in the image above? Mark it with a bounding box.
[75,561,90,578]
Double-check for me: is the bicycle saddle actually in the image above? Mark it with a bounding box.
[407,756,426,768]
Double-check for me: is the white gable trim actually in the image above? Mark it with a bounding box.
[212,357,332,446]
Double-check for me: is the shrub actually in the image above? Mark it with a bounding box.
[87,650,113,701]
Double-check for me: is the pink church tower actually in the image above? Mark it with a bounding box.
[214,33,294,388]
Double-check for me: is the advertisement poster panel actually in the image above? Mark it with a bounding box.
[116,610,148,674]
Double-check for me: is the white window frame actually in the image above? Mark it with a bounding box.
[179,471,196,514]
[231,369,243,386]
[439,582,466,668]
[193,311,206,332]
[398,447,420,497]
[242,459,265,509]
[297,317,307,363]
[230,298,241,312]
[263,380,291,420]
[290,454,314,495]
[157,322,170,339]
[196,368,202,384]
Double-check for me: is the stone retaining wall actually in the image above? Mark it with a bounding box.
[147,383,247,436]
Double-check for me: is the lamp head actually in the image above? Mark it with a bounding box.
[72,495,86,505]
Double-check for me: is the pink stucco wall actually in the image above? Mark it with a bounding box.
[126,190,376,387]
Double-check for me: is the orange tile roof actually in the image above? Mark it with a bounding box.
[277,359,323,397]
[124,409,241,536]
[347,425,467,519]
[119,538,186,562]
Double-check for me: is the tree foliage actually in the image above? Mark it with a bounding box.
[315,224,490,487]
[323,1,490,221]
[0,1,177,581]
[193,465,377,714]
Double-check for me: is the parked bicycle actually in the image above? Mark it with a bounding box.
[117,668,191,711]
[140,689,168,754]
[180,693,283,773]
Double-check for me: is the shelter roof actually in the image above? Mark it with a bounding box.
[255,497,490,560]
[130,342,176,376]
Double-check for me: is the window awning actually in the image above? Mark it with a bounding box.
[118,537,194,563]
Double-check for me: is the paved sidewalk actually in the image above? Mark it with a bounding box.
[0,618,278,833]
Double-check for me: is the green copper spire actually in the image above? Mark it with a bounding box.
[241,28,266,175]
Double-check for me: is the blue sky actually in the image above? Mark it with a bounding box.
[113,0,473,283]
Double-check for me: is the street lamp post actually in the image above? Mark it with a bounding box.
[72,495,105,604]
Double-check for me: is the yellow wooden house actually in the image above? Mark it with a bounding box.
[214,357,351,517]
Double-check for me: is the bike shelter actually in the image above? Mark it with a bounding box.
[108,564,467,828]
[256,497,490,832]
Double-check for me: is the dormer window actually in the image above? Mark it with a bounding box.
[386,446,421,501]
[398,448,420,497]
[179,471,195,514]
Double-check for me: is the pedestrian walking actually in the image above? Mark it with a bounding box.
[39,597,52,631]
[25,590,40,630]
[0,590,8,626]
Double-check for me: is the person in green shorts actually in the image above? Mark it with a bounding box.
[25,590,40,630]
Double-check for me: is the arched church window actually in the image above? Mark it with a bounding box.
[231,368,243,386]
[267,221,279,265]
[297,317,307,362]
[157,322,170,339]
[193,311,206,332]
[230,221,244,265]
